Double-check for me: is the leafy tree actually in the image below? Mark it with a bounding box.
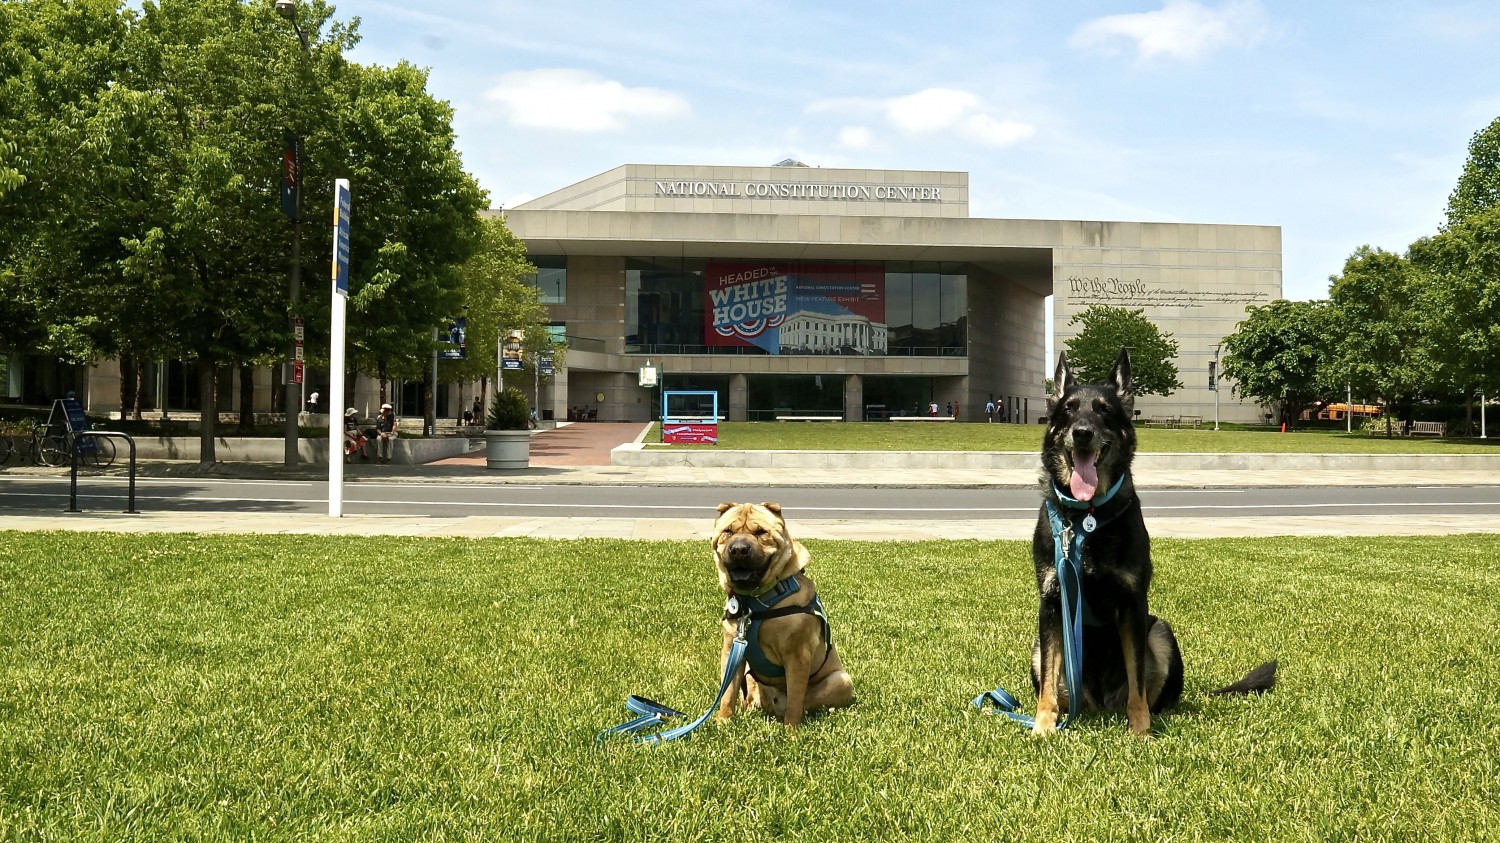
[1409,205,1500,431]
[448,215,549,411]
[1220,298,1337,427]
[1063,305,1183,396]
[1328,246,1428,436]
[1446,116,1500,226]
[332,60,487,414]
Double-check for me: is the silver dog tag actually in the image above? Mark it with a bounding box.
[725,596,739,615]
[1082,514,1097,533]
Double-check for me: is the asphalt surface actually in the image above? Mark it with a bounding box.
[4,421,1500,540]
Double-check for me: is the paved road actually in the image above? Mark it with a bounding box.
[5,473,1500,540]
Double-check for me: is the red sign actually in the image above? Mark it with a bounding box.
[292,360,304,385]
[663,423,718,444]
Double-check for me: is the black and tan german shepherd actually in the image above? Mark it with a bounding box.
[1030,347,1276,736]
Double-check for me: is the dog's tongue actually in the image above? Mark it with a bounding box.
[1070,450,1099,501]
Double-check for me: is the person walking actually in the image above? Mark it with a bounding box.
[472,396,483,425]
[375,403,397,464]
[985,399,996,423]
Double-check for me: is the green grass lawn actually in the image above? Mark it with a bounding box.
[3,532,1498,840]
[646,421,1500,453]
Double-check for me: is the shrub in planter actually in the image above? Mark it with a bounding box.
[487,388,531,431]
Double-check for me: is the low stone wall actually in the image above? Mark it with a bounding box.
[611,444,1500,473]
[123,436,471,465]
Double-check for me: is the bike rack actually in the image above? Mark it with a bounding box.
[67,431,139,514]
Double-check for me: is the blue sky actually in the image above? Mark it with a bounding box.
[336,0,1500,302]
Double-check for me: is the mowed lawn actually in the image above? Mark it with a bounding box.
[2,532,1498,840]
[645,421,1500,454]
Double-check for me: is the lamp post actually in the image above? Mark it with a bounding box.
[276,0,310,466]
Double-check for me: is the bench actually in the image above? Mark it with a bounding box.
[891,416,956,422]
[776,415,843,422]
[1143,416,1202,429]
[1409,421,1445,437]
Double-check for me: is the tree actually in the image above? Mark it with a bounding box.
[1328,246,1428,436]
[331,59,487,415]
[1446,116,1500,227]
[1219,298,1336,427]
[1063,306,1183,396]
[1409,206,1500,431]
[448,215,549,411]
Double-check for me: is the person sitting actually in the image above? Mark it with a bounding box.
[343,408,366,462]
[375,403,397,464]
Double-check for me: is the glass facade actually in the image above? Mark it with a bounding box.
[624,258,966,357]
[527,256,567,304]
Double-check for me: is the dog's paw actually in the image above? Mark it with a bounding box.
[1031,711,1059,736]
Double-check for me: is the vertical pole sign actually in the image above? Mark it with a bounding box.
[328,178,352,517]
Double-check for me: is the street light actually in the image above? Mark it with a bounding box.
[277,0,309,466]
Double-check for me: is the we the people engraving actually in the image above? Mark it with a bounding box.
[1065,276,1270,309]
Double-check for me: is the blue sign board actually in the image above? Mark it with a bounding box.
[333,179,351,296]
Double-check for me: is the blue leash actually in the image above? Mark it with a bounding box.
[597,629,749,745]
[973,475,1126,730]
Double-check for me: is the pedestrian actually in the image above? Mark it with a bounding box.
[343,408,365,462]
[308,390,320,413]
[945,401,953,418]
[985,399,996,423]
[375,403,397,464]
[954,402,960,421]
[472,396,483,424]
[929,401,938,417]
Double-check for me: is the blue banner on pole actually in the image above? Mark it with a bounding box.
[333,179,351,296]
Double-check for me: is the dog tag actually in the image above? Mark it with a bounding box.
[1082,514,1097,533]
[725,596,739,615]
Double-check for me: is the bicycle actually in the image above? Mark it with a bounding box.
[73,430,117,468]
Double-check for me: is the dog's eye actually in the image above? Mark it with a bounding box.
[1066,398,1080,411]
[1094,398,1108,412]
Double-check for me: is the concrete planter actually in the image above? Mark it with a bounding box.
[484,429,531,470]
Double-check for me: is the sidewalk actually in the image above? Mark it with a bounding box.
[5,421,1500,539]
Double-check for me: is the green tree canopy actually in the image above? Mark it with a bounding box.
[1062,305,1182,397]
[1446,116,1500,227]
[1219,298,1336,426]
[1409,205,1500,399]
[1328,246,1428,435]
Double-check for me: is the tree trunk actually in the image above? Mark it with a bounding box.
[119,357,136,422]
[197,359,217,467]
[239,364,254,431]
[132,362,146,421]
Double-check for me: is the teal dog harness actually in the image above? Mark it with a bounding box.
[724,576,832,681]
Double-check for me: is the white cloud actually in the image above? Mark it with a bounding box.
[484,69,689,132]
[963,114,1036,146]
[1069,0,1267,62]
[811,88,1036,148]
[837,126,876,151]
[885,89,980,132]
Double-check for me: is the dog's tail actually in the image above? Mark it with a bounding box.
[1208,660,1278,696]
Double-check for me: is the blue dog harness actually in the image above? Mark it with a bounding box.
[723,576,832,681]
[973,473,1128,730]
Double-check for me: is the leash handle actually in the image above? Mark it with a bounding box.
[598,635,749,746]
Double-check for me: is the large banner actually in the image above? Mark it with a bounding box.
[705,262,885,355]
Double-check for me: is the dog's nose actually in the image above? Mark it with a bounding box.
[727,537,755,561]
[1072,425,1095,446]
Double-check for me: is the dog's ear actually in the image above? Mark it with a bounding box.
[760,502,782,515]
[1108,347,1135,411]
[716,503,734,515]
[1051,352,1076,403]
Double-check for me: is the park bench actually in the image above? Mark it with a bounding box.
[1143,416,1175,428]
[891,416,956,422]
[1408,421,1445,437]
[776,415,843,422]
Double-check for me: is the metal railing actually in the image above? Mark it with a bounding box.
[67,430,138,514]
